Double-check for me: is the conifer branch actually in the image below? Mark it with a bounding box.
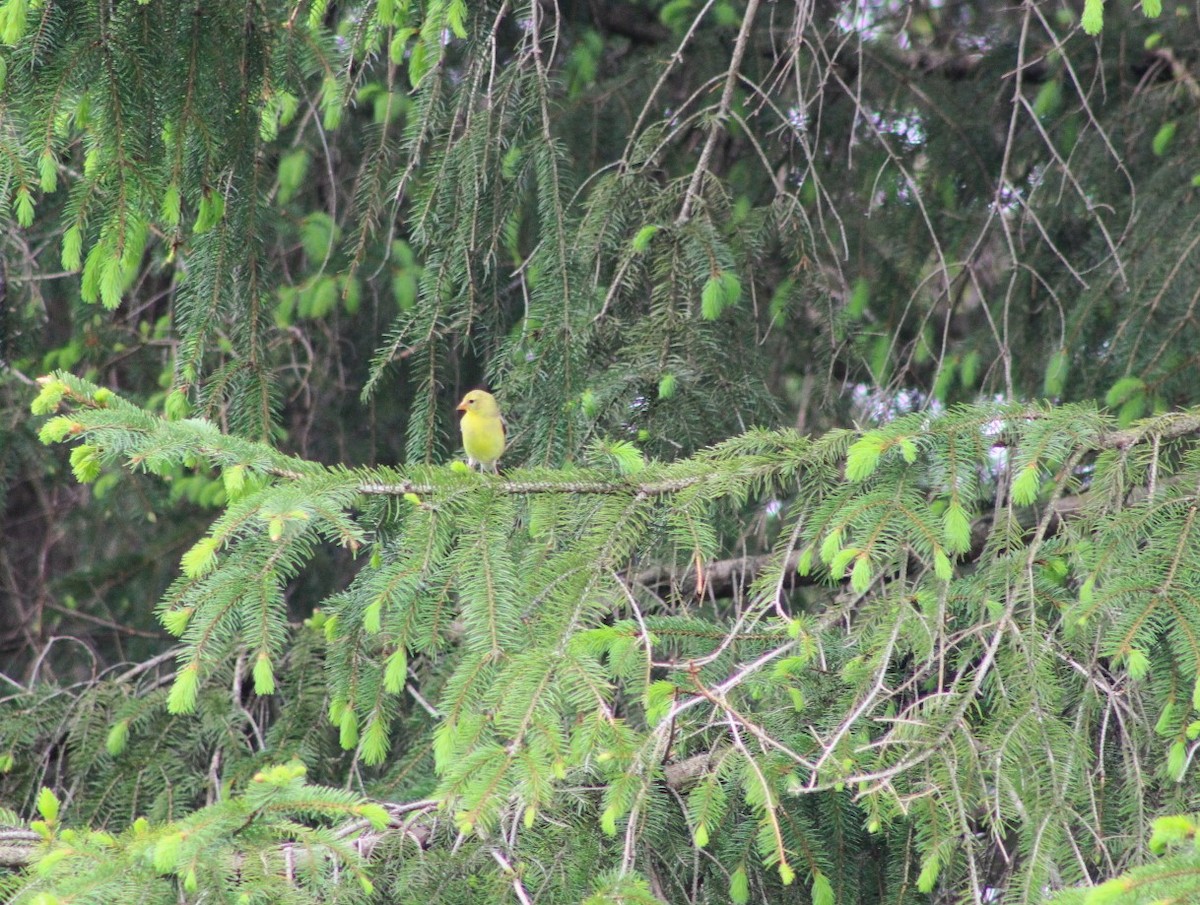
[676,0,761,225]
[0,799,442,870]
[0,827,39,867]
[354,475,707,497]
[42,374,1200,511]
[491,849,535,905]
[634,550,806,598]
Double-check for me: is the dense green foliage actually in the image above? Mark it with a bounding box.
[6,0,1200,903]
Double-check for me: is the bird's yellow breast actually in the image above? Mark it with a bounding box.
[460,410,506,465]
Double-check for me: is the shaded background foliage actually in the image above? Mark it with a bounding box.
[2,0,1200,902]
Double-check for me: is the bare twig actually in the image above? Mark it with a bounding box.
[676,0,762,224]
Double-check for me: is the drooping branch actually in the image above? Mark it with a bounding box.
[676,0,762,224]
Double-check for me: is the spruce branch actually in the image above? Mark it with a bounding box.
[0,797,441,871]
[633,549,806,598]
[0,827,39,867]
[39,372,1200,507]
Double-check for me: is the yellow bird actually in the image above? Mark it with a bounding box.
[456,389,506,473]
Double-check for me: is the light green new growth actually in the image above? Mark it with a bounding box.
[19,371,1200,903]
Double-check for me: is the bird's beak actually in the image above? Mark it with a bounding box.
[456,402,467,413]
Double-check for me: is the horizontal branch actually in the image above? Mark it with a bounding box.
[338,411,1200,498]
[354,475,707,497]
[46,373,1200,505]
[0,826,40,867]
[1100,412,1200,449]
[0,800,440,871]
[0,765,722,874]
[634,550,805,598]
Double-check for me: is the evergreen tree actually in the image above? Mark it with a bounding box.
[3,1,1200,902]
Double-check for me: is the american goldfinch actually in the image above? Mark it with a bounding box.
[456,389,506,473]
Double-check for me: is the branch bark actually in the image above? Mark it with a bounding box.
[0,826,40,867]
[634,549,806,599]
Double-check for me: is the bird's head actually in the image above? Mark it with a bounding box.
[456,389,500,417]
